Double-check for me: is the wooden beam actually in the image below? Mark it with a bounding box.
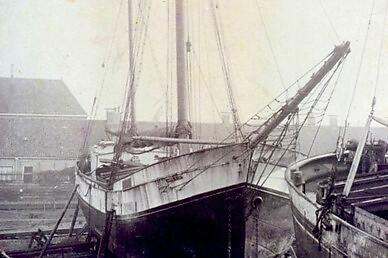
[38,185,79,258]
[131,135,234,145]
[343,115,372,196]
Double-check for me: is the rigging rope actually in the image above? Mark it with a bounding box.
[115,0,153,159]
[307,56,347,156]
[191,49,224,120]
[125,0,152,120]
[175,49,345,191]
[342,0,375,141]
[317,0,340,43]
[255,0,286,92]
[82,0,124,152]
[165,0,170,136]
[372,0,388,99]
[221,49,333,144]
[258,55,347,186]
[209,0,244,141]
[313,171,336,249]
[253,114,293,185]
[202,14,221,127]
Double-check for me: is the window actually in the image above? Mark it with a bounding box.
[122,178,132,191]
[23,166,33,183]
[0,166,14,181]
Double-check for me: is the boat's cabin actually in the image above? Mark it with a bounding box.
[76,141,170,183]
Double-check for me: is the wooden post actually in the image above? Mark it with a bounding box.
[97,210,115,258]
[38,185,78,258]
[68,200,80,237]
[343,115,372,196]
[28,232,36,248]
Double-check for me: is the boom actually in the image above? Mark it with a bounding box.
[249,41,350,148]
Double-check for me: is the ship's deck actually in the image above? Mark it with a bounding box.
[305,167,388,220]
[294,154,388,240]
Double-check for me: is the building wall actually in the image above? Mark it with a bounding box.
[0,157,76,183]
[0,158,16,181]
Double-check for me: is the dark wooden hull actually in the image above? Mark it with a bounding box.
[79,183,293,258]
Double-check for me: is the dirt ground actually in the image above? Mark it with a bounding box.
[0,208,85,233]
[0,207,86,252]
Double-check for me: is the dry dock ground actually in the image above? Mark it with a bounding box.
[0,183,86,253]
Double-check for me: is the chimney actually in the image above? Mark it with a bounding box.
[10,64,14,84]
[105,107,121,134]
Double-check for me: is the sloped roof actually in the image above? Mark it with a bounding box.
[0,77,86,116]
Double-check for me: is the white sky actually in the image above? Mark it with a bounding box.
[1,0,388,125]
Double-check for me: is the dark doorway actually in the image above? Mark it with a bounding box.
[23,166,33,183]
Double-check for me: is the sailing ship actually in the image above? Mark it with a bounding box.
[76,1,351,257]
[286,105,388,257]
[286,113,388,257]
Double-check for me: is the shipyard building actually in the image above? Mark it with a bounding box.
[0,76,88,183]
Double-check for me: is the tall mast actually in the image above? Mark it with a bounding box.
[112,0,135,162]
[175,0,191,139]
[128,0,137,135]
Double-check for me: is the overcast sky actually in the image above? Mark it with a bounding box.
[0,0,387,125]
